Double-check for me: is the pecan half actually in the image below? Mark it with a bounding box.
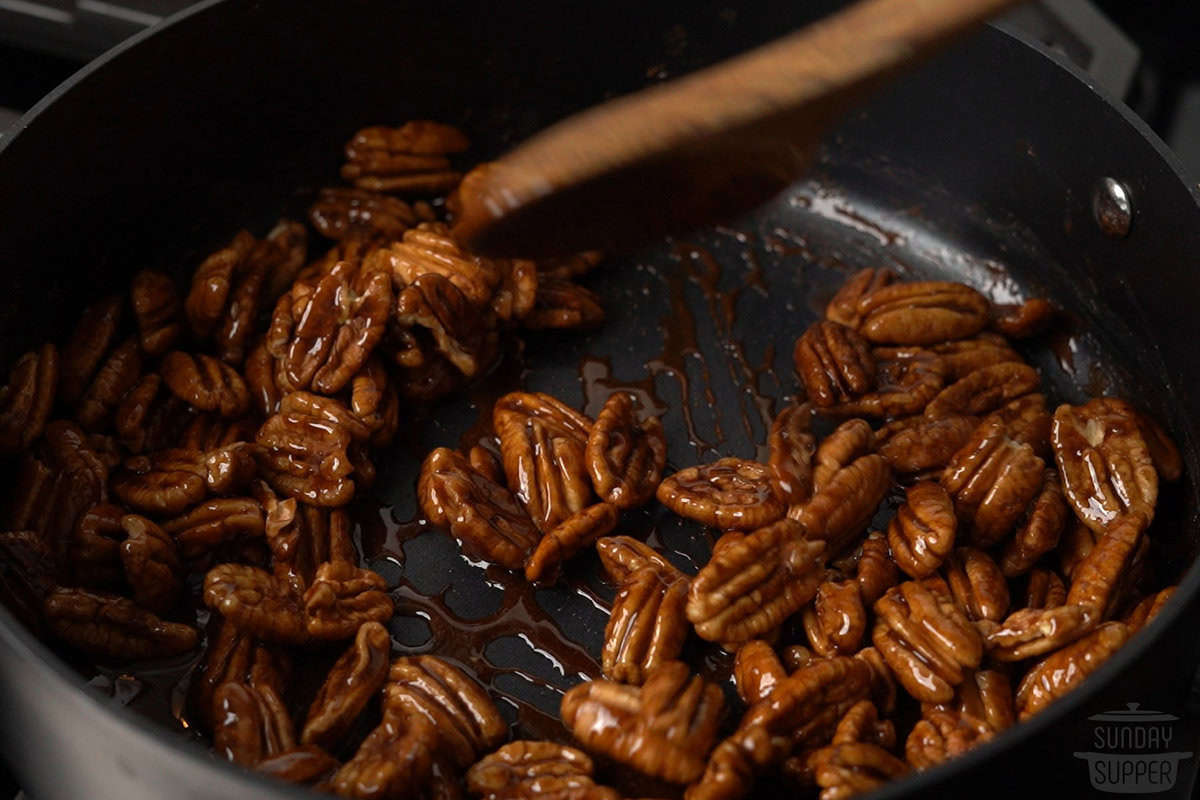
[1064,514,1145,617]
[875,414,977,476]
[986,604,1094,661]
[803,578,867,657]
[905,708,994,769]
[186,616,289,732]
[1124,587,1175,633]
[59,294,122,405]
[310,186,419,241]
[120,515,184,616]
[999,469,1069,576]
[418,447,540,570]
[161,351,250,417]
[930,333,1023,381]
[793,321,876,407]
[256,399,358,507]
[523,277,605,330]
[586,392,668,508]
[44,587,197,660]
[595,535,683,585]
[825,268,893,329]
[213,680,295,766]
[68,504,125,589]
[341,122,469,193]
[791,454,890,554]
[394,273,494,378]
[130,270,182,356]
[856,531,899,605]
[350,358,400,447]
[1052,398,1158,532]
[245,340,283,417]
[262,489,356,591]
[924,362,1039,420]
[526,502,619,584]
[812,419,873,491]
[811,742,909,799]
[302,621,391,749]
[986,393,1052,455]
[76,338,141,431]
[766,403,816,504]
[942,547,1008,622]
[303,561,393,640]
[162,497,264,560]
[1025,568,1068,609]
[332,711,436,800]
[826,346,946,418]
[687,520,824,644]
[733,640,788,705]
[0,343,57,454]
[658,458,785,530]
[113,445,255,516]
[991,298,1056,339]
[466,740,620,800]
[257,746,340,790]
[887,482,956,579]
[203,564,308,645]
[856,281,990,345]
[1015,622,1129,720]
[562,661,724,785]
[603,565,689,684]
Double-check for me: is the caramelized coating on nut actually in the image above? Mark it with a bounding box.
[603,565,689,685]
[924,362,1039,420]
[523,277,605,330]
[309,187,420,241]
[595,535,683,585]
[875,414,977,476]
[119,514,183,616]
[887,482,956,579]
[44,587,197,660]
[332,711,436,800]
[303,561,394,641]
[525,502,619,583]
[930,334,1023,381]
[302,622,391,749]
[59,294,122,405]
[856,281,990,345]
[213,680,296,767]
[467,740,620,800]
[791,453,891,554]
[161,351,251,418]
[766,403,816,504]
[826,347,946,419]
[733,640,788,705]
[825,268,892,329]
[941,547,1009,622]
[586,392,668,508]
[803,578,868,657]
[793,321,876,407]
[341,122,469,194]
[999,469,1069,577]
[0,343,57,454]
[1015,622,1129,720]
[658,458,785,531]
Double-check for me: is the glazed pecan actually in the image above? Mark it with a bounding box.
[113,444,256,516]
[687,520,824,644]
[586,392,668,508]
[999,469,1069,576]
[350,359,400,447]
[562,661,724,785]
[332,711,436,800]
[309,186,419,240]
[942,547,1008,622]
[930,333,1023,381]
[213,680,296,766]
[302,621,391,749]
[77,337,141,431]
[856,531,899,605]
[161,351,250,417]
[1025,568,1068,609]
[1064,514,1145,617]
[782,644,816,674]
[791,454,890,554]
[986,393,1052,454]
[385,655,507,768]
[887,482,956,579]
[734,640,788,705]
[991,297,1056,339]
[0,343,57,454]
[793,321,876,407]
[44,587,197,659]
[257,746,340,790]
[418,447,540,570]
[872,581,982,703]
[494,392,594,532]
[1124,587,1175,632]
[367,222,501,310]
[595,535,683,585]
[467,444,503,484]
[1015,622,1129,720]
[826,346,946,418]
[941,418,1045,548]
[204,564,309,645]
[267,260,392,395]
[526,502,619,583]
[1136,410,1182,482]
[119,515,183,616]
[130,270,182,356]
[262,489,356,591]
[523,277,605,330]
[658,457,784,530]
[161,497,264,559]
[603,565,689,684]
[924,362,1039,420]
[111,373,187,453]
[466,740,620,800]
[875,414,977,476]
[766,403,816,504]
[59,294,122,405]
[0,530,57,631]
[341,122,469,193]
[986,604,1094,661]
[905,708,994,769]
[953,668,1016,734]
[180,415,259,451]
[245,339,283,417]
[1052,398,1158,532]
[255,400,358,507]
[1058,519,1097,581]
[825,268,893,329]
[303,561,393,640]
[68,504,125,588]
[810,742,909,799]
[856,281,990,345]
[812,419,873,491]
[803,578,867,657]
[393,273,494,378]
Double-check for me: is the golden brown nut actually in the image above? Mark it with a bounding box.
[586,392,668,508]
[466,740,620,800]
[930,333,1023,381]
[856,281,990,345]
[44,587,197,660]
[942,547,1008,622]
[791,454,890,554]
[526,502,619,583]
[76,337,142,431]
[1064,514,1145,617]
[793,321,876,407]
[603,565,689,685]
[811,741,909,799]
[803,579,867,657]
[186,616,290,734]
[213,680,296,767]
[256,399,358,507]
[875,414,977,476]
[887,482,956,579]
[119,514,183,616]
[986,393,1053,456]
[562,661,724,785]
[872,581,982,703]
[309,186,419,241]
[986,604,1094,661]
[161,351,250,417]
[523,277,605,330]
[302,621,391,749]
[467,444,503,484]
[595,535,682,585]
[393,273,494,378]
[1024,568,1068,609]
[826,346,946,418]
[999,469,1069,576]
[1124,587,1175,632]
[204,563,309,645]
[245,339,283,417]
[658,457,785,530]
[349,359,400,447]
[0,343,57,454]
[113,445,255,516]
[733,640,788,705]
[332,711,436,800]
[990,297,1056,339]
[256,745,340,790]
[924,362,1039,419]
[855,531,899,605]
[1015,622,1129,720]
[812,419,873,491]
[825,268,893,328]
[59,294,122,405]
[261,488,356,592]
[830,699,896,748]
[385,655,507,769]
[303,561,393,640]
[687,520,824,644]
[1052,398,1158,532]
[766,403,816,504]
[905,708,993,769]
[418,447,540,570]
[341,122,469,193]
[158,490,261,560]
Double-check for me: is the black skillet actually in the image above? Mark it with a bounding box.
[1,0,1199,798]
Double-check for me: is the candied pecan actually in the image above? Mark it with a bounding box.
[467,444,503,484]
[119,515,183,616]
[1025,568,1067,609]
[941,418,1045,548]
[905,708,993,769]
[1124,587,1175,632]
[856,281,989,345]
[0,530,56,631]
[536,250,605,280]
[522,277,603,330]
[586,392,667,508]
[887,482,955,579]
[1064,514,1145,617]
[953,668,1016,733]
[687,520,824,644]
[986,393,1052,454]
[59,294,122,404]
[112,446,252,516]
[163,495,263,560]
[245,340,283,417]
[766,403,816,504]
[603,565,689,684]
[1136,410,1182,482]
[803,579,867,657]
[1016,622,1129,720]
[418,447,540,570]
[812,419,873,491]
[213,680,295,766]
[562,661,724,785]
[825,268,893,329]
[262,489,355,591]
[1052,398,1158,532]
[302,621,391,748]
[999,469,1069,576]
[526,502,619,583]
[341,122,469,193]
[161,351,250,417]
[180,415,259,451]
[595,535,683,585]
[658,457,784,530]
[303,561,393,640]
[872,581,982,703]
[924,362,1039,419]
[876,414,976,476]
[76,338,141,431]
[256,403,357,507]
[310,186,419,240]
[350,359,400,446]
[811,741,909,798]
[791,454,890,554]
[494,392,594,532]
[1058,519,1097,581]
[986,604,1094,661]
[44,587,197,660]
[185,230,255,340]
[130,270,182,356]
[491,257,540,323]
[332,711,436,800]
[856,531,898,605]
[68,503,125,588]
[930,333,1023,381]
[855,646,898,715]
[0,343,57,454]
[991,297,1056,339]
[466,740,620,800]
[369,223,499,308]
[113,373,190,453]
[257,746,340,790]
[826,346,946,418]
[204,563,309,645]
[394,273,493,378]
[187,615,291,733]
[793,321,876,408]
[942,547,1008,622]
[783,644,816,673]
[734,640,788,705]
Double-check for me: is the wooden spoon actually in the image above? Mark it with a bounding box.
[451,0,1023,257]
